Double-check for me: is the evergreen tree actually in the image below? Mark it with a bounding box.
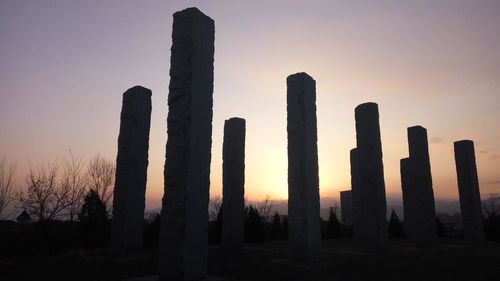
[484,213,500,241]
[270,212,282,240]
[436,217,446,237]
[327,207,342,238]
[282,215,289,239]
[244,205,265,242]
[144,214,160,249]
[79,189,109,248]
[388,209,405,238]
[80,190,107,222]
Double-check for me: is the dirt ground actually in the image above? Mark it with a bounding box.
[1,238,499,281]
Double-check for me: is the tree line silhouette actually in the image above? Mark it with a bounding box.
[0,153,115,222]
[1,154,499,259]
[0,153,114,256]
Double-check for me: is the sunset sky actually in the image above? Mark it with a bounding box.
[1,0,499,212]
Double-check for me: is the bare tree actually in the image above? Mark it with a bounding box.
[209,195,223,221]
[257,195,276,223]
[331,201,339,216]
[0,157,17,219]
[18,162,69,221]
[87,154,115,212]
[483,193,500,217]
[60,152,88,221]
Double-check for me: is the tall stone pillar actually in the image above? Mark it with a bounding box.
[400,126,437,247]
[350,148,362,240]
[454,140,485,244]
[340,190,352,225]
[111,85,152,257]
[221,117,246,248]
[159,7,214,281]
[354,102,388,251]
[287,72,321,262]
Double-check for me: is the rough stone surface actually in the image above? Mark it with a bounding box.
[354,102,388,251]
[111,85,152,257]
[287,72,321,262]
[221,117,246,248]
[159,7,214,281]
[400,126,437,247]
[350,148,362,240]
[454,140,485,244]
[340,190,352,225]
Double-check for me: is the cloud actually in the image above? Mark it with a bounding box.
[476,148,498,160]
[429,137,443,144]
[483,180,500,185]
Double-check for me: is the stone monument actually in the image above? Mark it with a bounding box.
[454,140,485,244]
[159,7,214,281]
[221,117,246,248]
[287,72,321,262]
[111,85,152,257]
[400,125,437,247]
[350,148,362,240]
[340,190,352,225]
[354,102,388,251]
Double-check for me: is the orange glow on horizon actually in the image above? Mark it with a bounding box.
[1,1,499,214]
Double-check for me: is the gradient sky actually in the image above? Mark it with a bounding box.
[1,0,499,212]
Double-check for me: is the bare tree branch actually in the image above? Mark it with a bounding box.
[87,154,115,213]
[483,193,500,217]
[0,157,17,219]
[61,151,88,221]
[257,195,276,223]
[209,195,222,221]
[18,161,69,221]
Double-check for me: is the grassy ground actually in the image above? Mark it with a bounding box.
[1,238,499,281]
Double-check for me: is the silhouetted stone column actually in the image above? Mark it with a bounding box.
[400,126,437,247]
[287,72,321,262]
[354,102,388,251]
[159,7,214,281]
[350,148,362,240]
[111,85,152,258]
[454,140,485,244]
[340,190,352,225]
[221,117,246,248]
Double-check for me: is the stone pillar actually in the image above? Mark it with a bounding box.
[221,117,246,248]
[350,148,362,240]
[111,86,152,257]
[354,102,388,251]
[159,7,214,281]
[454,140,485,244]
[287,72,321,262]
[400,126,438,247]
[340,190,352,225]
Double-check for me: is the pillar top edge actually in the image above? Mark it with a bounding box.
[287,72,315,81]
[174,7,214,21]
[225,117,246,123]
[355,102,378,111]
[408,125,426,130]
[124,85,152,95]
[454,140,474,145]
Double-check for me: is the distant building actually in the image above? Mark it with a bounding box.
[340,190,352,225]
[16,210,32,224]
